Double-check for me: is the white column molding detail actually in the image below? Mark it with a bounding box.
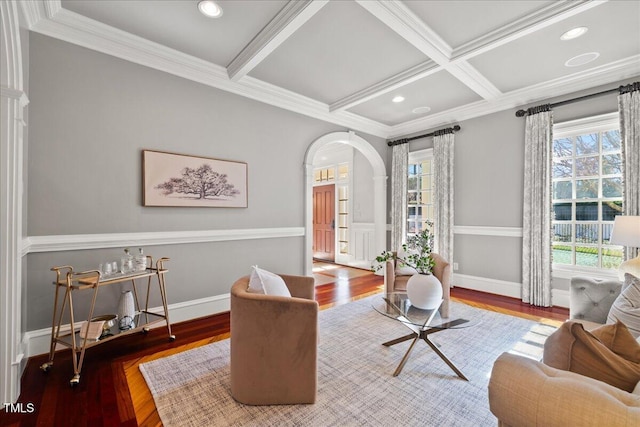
[304,131,387,276]
[1,0,28,408]
[227,0,329,81]
[23,227,305,254]
[453,225,523,238]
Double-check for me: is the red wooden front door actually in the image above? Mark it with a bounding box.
[313,184,335,261]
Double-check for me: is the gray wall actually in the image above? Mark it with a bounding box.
[25,34,387,330]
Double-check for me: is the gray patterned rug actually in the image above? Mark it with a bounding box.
[140,295,555,426]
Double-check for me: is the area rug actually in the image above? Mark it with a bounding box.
[140,295,555,426]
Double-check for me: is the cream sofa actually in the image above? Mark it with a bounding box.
[230,274,318,405]
[489,352,640,427]
[488,276,640,426]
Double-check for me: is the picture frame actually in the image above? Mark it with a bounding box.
[142,150,248,207]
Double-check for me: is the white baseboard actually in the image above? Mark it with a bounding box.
[453,273,570,309]
[453,273,522,299]
[24,293,231,358]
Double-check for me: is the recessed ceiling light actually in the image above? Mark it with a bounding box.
[412,106,431,114]
[392,96,405,103]
[565,52,600,67]
[198,0,223,18]
[560,26,588,41]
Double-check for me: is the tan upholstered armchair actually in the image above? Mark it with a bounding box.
[230,274,318,405]
[385,252,452,318]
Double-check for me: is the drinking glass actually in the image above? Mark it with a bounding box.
[102,262,113,276]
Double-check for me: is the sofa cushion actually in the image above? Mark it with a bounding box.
[247,266,291,297]
[607,274,640,338]
[543,320,640,392]
[591,321,640,362]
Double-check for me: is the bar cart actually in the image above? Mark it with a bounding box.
[40,257,174,386]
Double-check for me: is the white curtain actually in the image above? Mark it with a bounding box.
[522,106,553,307]
[433,130,455,267]
[618,83,640,260]
[391,143,408,251]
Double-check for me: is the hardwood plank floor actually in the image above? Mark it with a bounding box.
[1,265,568,427]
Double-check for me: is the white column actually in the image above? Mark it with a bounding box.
[1,0,28,407]
[303,162,314,276]
[373,175,388,254]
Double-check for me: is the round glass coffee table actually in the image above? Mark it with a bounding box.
[373,292,477,380]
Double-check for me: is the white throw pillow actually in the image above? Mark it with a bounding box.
[247,266,291,297]
[608,275,640,338]
[395,247,418,276]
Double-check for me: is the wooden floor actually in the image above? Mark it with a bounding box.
[1,264,568,427]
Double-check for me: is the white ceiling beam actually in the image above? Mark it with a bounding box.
[329,60,440,112]
[226,0,329,82]
[445,61,502,100]
[452,0,608,61]
[356,0,501,101]
[356,0,452,64]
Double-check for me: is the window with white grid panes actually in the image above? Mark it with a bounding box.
[552,113,623,271]
[338,184,349,255]
[408,149,434,237]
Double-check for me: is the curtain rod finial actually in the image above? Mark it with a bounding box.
[515,109,527,117]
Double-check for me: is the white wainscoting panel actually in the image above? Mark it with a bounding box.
[352,222,375,267]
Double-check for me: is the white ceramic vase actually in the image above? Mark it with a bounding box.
[118,290,136,330]
[406,273,443,310]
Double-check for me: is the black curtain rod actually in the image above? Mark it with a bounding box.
[387,125,461,146]
[515,82,640,117]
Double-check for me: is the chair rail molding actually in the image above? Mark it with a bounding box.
[23,227,305,254]
[454,225,523,238]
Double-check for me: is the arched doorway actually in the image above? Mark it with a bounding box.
[304,131,387,276]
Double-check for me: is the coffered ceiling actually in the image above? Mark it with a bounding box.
[19,0,640,139]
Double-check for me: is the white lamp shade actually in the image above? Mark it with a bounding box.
[610,216,640,247]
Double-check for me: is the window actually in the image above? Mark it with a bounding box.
[552,113,623,272]
[407,149,434,237]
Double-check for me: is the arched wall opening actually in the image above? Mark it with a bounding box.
[303,131,387,276]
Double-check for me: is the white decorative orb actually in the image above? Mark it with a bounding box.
[406,273,443,310]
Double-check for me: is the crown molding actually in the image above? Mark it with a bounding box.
[388,55,640,138]
[25,4,391,138]
[227,0,329,81]
[19,0,637,142]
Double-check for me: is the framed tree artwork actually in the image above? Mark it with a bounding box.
[142,150,248,207]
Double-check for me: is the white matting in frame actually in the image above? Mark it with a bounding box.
[143,150,248,207]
